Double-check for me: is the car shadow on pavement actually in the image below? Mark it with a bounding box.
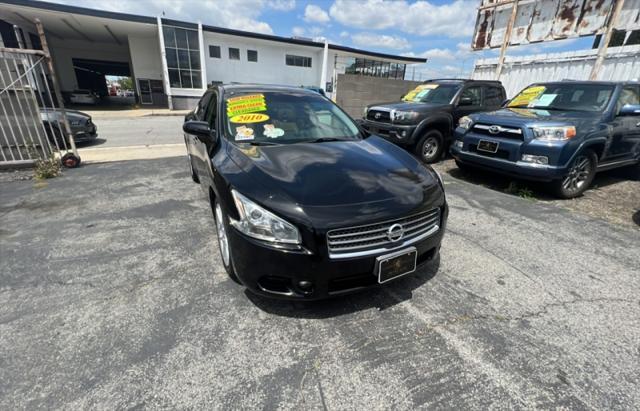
[633,209,640,227]
[245,255,440,318]
[76,138,107,148]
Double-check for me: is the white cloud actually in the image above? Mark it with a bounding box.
[351,33,411,50]
[421,48,455,60]
[267,0,295,11]
[303,4,331,24]
[330,0,477,38]
[292,26,306,37]
[340,31,349,38]
[44,0,275,34]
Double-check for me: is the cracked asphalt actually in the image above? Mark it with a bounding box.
[1,156,639,409]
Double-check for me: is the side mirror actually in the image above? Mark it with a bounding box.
[458,96,473,106]
[618,104,640,116]
[183,120,217,144]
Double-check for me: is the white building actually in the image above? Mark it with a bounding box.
[0,0,425,109]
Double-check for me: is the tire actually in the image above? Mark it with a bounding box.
[414,130,444,164]
[188,155,199,183]
[552,149,597,199]
[212,198,240,283]
[61,153,81,168]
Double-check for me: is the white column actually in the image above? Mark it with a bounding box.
[156,16,173,110]
[198,22,207,90]
[320,39,328,90]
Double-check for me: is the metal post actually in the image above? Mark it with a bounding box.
[320,39,329,90]
[35,18,78,156]
[589,0,626,80]
[495,0,518,80]
[197,22,207,90]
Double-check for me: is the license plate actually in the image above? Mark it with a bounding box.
[376,247,417,284]
[477,140,499,153]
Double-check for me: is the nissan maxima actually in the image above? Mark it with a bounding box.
[183,85,448,299]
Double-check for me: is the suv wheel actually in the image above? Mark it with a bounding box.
[552,149,597,199]
[414,130,444,164]
[213,198,240,283]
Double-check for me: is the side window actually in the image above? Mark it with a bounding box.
[460,86,482,106]
[616,86,640,114]
[205,93,218,129]
[484,86,503,106]
[195,92,213,120]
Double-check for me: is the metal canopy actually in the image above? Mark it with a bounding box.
[472,0,640,50]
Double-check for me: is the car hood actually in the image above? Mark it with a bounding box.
[368,101,450,113]
[226,136,440,210]
[471,107,600,127]
[40,109,90,121]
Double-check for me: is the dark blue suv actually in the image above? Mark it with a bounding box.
[451,81,640,198]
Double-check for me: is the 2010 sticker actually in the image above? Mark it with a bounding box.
[230,113,270,124]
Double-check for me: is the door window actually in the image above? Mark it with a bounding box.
[460,86,482,106]
[484,86,503,106]
[205,93,218,129]
[616,86,640,114]
[195,92,213,120]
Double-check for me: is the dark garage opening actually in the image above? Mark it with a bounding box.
[72,58,132,104]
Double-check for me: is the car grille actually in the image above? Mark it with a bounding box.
[327,208,440,258]
[473,123,523,139]
[366,109,391,123]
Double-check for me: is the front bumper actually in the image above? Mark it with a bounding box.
[228,204,448,300]
[450,130,569,181]
[72,124,98,143]
[361,120,417,145]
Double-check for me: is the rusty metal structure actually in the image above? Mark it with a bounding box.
[472,0,640,50]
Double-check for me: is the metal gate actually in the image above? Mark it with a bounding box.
[0,47,78,167]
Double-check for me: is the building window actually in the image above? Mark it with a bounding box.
[163,26,201,89]
[229,47,240,60]
[209,45,220,58]
[247,50,258,62]
[286,54,312,68]
[343,57,406,79]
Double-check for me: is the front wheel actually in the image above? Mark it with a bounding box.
[414,130,444,164]
[552,150,597,199]
[213,199,240,283]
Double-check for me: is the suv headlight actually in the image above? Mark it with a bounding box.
[391,110,419,123]
[531,126,576,141]
[458,116,473,130]
[230,190,301,245]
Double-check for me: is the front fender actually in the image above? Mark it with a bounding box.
[412,113,453,143]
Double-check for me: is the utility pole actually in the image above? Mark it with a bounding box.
[589,0,625,80]
[495,0,518,80]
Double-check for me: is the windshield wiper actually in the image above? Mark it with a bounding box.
[240,141,279,146]
[307,137,351,143]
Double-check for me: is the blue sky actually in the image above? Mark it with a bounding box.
[49,0,594,79]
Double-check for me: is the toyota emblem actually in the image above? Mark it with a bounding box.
[386,223,405,242]
[374,112,381,120]
[488,125,501,134]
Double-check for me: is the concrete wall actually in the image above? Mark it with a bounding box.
[335,74,422,118]
[203,31,322,87]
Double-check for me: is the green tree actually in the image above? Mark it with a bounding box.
[119,77,133,90]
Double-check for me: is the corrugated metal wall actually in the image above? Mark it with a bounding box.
[471,45,640,97]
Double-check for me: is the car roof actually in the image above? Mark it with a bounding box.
[425,79,503,85]
[533,80,639,86]
[213,83,319,95]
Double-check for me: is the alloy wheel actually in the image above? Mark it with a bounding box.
[562,155,591,193]
[215,203,230,267]
[422,137,439,160]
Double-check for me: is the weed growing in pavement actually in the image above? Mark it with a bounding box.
[505,181,535,200]
[34,156,62,180]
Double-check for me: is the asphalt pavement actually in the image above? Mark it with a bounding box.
[79,116,184,149]
[1,157,639,409]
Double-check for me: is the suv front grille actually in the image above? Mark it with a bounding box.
[366,109,391,123]
[473,123,523,139]
[326,208,440,259]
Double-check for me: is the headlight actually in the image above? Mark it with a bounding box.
[391,110,419,123]
[531,126,576,141]
[458,116,473,130]
[230,190,300,245]
[363,106,369,118]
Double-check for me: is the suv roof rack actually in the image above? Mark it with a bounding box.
[423,78,501,83]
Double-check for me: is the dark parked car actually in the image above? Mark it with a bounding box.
[183,85,448,300]
[40,108,98,147]
[451,81,640,198]
[360,79,506,163]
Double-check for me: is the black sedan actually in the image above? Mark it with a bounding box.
[40,108,98,148]
[183,84,448,300]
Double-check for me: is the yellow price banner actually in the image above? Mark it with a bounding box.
[508,86,546,107]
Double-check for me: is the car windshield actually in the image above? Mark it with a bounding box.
[223,91,360,144]
[402,83,460,104]
[508,83,615,112]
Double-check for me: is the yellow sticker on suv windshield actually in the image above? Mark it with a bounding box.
[227,93,267,117]
[230,113,270,123]
[508,86,546,107]
[403,84,438,101]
